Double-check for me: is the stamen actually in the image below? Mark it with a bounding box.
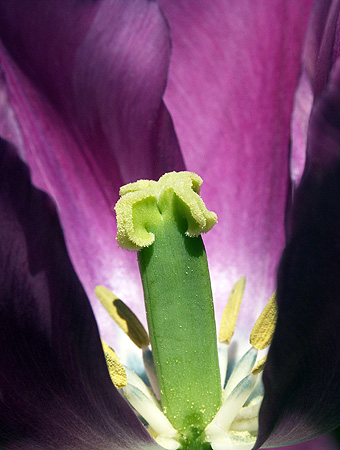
[142,348,161,399]
[250,291,277,350]
[124,366,160,407]
[101,340,127,389]
[95,286,150,349]
[219,277,246,344]
[224,347,258,399]
[218,344,229,388]
[122,383,178,438]
[230,396,262,432]
[123,369,180,445]
[206,374,257,435]
[252,356,267,375]
[155,436,181,450]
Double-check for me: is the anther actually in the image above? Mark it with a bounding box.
[250,291,277,350]
[219,277,246,344]
[95,286,150,348]
[101,339,127,389]
[252,355,267,375]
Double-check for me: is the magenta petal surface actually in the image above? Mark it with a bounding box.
[159,0,314,338]
[256,62,340,448]
[0,138,157,450]
[0,0,185,358]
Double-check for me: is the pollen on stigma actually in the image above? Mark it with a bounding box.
[96,171,278,450]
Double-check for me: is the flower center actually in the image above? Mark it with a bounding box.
[96,172,277,450]
[96,281,276,450]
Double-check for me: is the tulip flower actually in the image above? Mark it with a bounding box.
[0,0,340,449]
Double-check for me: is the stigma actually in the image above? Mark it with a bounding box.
[95,280,277,450]
[97,171,278,450]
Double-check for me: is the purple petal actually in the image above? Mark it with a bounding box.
[255,61,340,448]
[267,435,340,450]
[291,0,340,187]
[303,0,340,97]
[159,0,314,339]
[0,0,185,357]
[0,138,157,450]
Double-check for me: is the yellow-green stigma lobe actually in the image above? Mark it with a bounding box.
[115,171,217,251]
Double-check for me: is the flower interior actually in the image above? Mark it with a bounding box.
[95,172,277,450]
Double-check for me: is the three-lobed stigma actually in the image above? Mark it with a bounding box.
[115,171,217,251]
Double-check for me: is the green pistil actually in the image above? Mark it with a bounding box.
[115,172,222,439]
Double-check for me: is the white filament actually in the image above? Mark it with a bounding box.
[155,436,181,450]
[224,347,258,398]
[218,343,229,388]
[230,395,262,432]
[124,367,159,408]
[123,383,178,437]
[206,373,257,435]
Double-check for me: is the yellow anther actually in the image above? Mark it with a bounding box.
[250,291,277,350]
[219,277,246,344]
[252,355,267,375]
[95,286,150,348]
[101,340,127,389]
